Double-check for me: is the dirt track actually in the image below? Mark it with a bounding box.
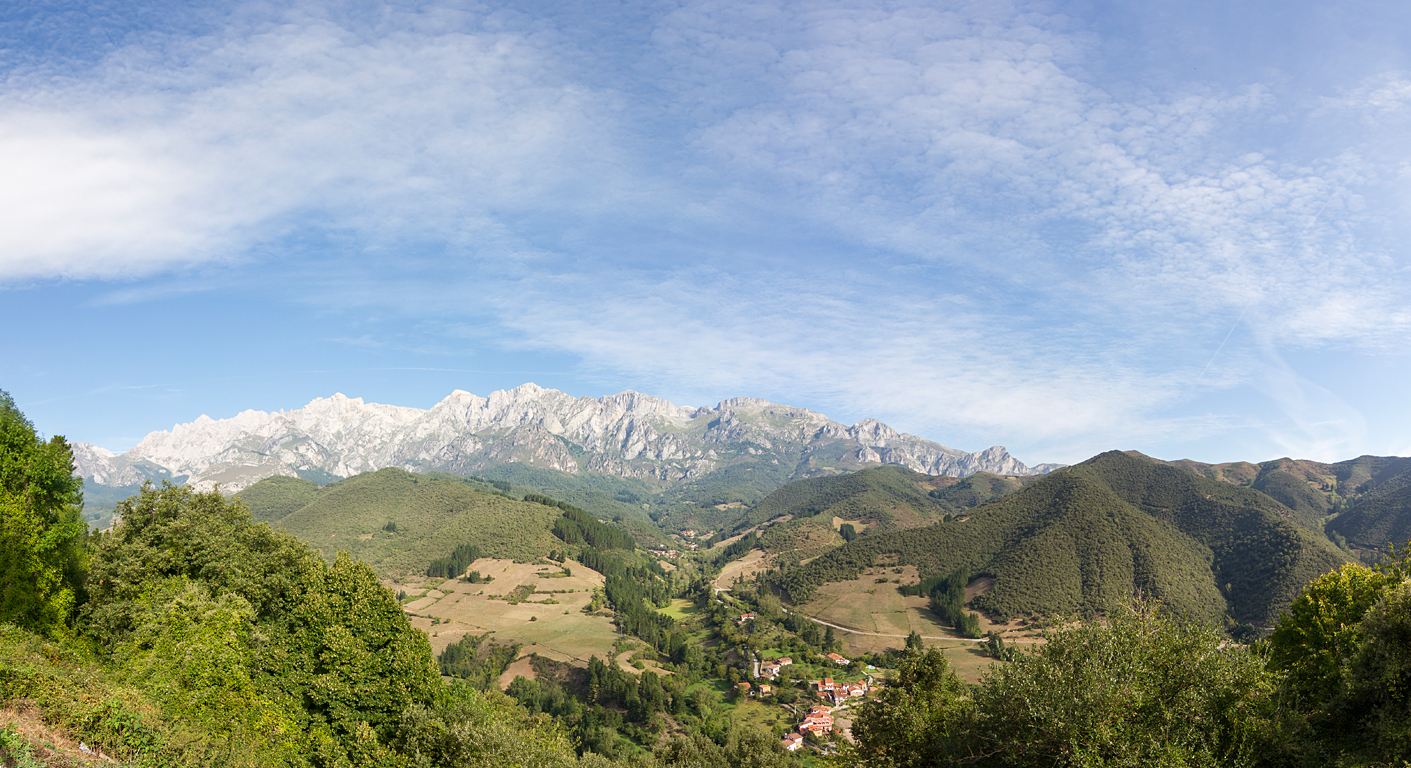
[785,608,1042,643]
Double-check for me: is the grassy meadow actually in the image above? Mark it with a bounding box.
[392,557,621,665]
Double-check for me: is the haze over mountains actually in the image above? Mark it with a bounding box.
[69,383,1060,494]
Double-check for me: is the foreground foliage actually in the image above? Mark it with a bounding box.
[852,602,1281,768]
[0,391,86,638]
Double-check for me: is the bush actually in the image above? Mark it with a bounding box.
[971,600,1278,767]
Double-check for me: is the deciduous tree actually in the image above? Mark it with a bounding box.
[0,389,86,637]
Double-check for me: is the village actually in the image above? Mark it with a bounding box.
[729,612,882,754]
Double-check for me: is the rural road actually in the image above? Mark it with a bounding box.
[716,582,1037,645]
[784,608,1043,644]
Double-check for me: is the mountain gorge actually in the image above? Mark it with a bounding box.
[70,384,1059,496]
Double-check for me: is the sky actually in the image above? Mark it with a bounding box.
[3,0,1411,468]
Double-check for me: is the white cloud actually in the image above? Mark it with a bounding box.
[0,113,220,279]
[5,0,1410,462]
[0,4,627,281]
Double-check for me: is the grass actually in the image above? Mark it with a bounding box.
[267,468,563,574]
[801,567,958,641]
[714,550,772,591]
[394,557,622,666]
[726,700,794,736]
[658,600,699,620]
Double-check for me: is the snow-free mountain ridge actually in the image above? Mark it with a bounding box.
[71,384,1059,493]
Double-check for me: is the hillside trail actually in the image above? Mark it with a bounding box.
[782,607,1043,644]
[718,585,1043,644]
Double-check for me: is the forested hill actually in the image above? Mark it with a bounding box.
[1144,452,1411,540]
[1327,459,1411,549]
[235,468,563,574]
[767,450,1349,625]
[722,465,1032,558]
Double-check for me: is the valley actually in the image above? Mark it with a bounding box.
[10,383,1411,766]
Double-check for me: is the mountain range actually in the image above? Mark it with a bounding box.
[767,450,1352,626]
[69,383,1059,494]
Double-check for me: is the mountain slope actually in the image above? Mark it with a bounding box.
[1326,458,1411,549]
[768,451,1348,625]
[71,385,1057,497]
[1151,452,1411,535]
[237,468,563,574]
[698,465,1030,558]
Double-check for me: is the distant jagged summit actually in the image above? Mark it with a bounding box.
[71,384,1059,493]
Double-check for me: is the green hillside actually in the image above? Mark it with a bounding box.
[1327,458,1411,549]
[475,463,657,522]
[734,466,1034,559]
[249,468,563,574]
[734,465,1005,557]
[768,451,1349,625]
[236,475,325,522]
[1155,452,1411,537]
[924,471,1037,514]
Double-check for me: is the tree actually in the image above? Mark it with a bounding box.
[1266,561,1396,705]
[970,600,1278,767]
[852,648,970,768]
[0,389,86,637]
[1346,578,1411,759]
[116,576,305,765]
[904,630,923,654]
[393,681,586,768]
[83,482,439,764]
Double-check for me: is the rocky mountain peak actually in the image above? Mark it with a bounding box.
[71,385,1058,493]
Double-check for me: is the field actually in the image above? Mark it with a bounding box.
[796,565,1040,682]
[391,557,622,665]
[714,550,773,591]
[801,565,952,640]
[659,599,699,620]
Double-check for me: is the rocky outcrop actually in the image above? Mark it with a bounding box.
[72,384,1057,493]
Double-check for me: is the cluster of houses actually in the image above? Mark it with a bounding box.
[777,703,836,751]
[736,681,773,697]
[759,656,792,678]
[647,547,682,559]
[810,677,871,705]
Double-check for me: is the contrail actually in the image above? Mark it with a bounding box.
[1197,304,1252,385]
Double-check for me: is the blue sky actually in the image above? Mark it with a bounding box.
[3,0,1411,467]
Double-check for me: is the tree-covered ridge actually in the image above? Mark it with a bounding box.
[767,451,1348,624]
[237,467,563,573]
[923,470,1036,514]
[1150,451,1411,546]
[725,465,1027,560]
[549,504,637,551]
[1327,461,1411,549]
[747,465,946,530]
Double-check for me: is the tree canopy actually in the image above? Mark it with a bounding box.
[0,389,86,637]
